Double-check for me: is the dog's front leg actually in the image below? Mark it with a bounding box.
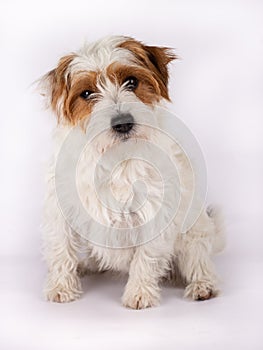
[122,245,167,309]
[43,212,82,303]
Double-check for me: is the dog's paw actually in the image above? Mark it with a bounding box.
[45,286,81,303]
[44,275,82,303]
[184,280,218,301]
[122,286,160,310]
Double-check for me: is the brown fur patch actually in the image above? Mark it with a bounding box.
[107,63,162,104]
[44,54,76,121]
[63,72,98,125]
[119,39,176,100]
[44,55,99,125]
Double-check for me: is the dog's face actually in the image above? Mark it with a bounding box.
[42,36,175,147]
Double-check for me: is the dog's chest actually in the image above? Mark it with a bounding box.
[76,151,163,229]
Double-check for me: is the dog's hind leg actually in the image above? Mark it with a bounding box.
[175,210,222,301]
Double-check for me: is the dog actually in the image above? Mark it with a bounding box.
[40,35,225,309]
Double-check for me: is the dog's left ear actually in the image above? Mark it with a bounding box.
[120,39,176,100]
[143,45,176,88]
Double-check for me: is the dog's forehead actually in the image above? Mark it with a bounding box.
[69,36,135,74]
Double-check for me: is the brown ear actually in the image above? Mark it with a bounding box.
[119,40,176,100]
[143,45,176,87]
[40,54,75,121]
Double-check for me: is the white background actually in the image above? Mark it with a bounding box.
[0,0,263,349]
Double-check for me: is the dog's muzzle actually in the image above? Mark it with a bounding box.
[111,113,134,134]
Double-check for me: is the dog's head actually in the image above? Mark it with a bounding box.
[41,36,176,142]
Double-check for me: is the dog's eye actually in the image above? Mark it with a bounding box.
[123,76,138,91]
[80,90,94,100]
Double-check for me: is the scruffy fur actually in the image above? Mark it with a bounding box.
[40,36,225,309]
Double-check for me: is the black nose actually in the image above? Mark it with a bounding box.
[111,113,134,134]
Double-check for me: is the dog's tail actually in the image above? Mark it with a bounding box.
[206,205,226,254]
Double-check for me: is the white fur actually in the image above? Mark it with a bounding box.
[71,35,135,72]
[42,36,225,308]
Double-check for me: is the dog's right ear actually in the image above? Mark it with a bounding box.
[38,54,75,121]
